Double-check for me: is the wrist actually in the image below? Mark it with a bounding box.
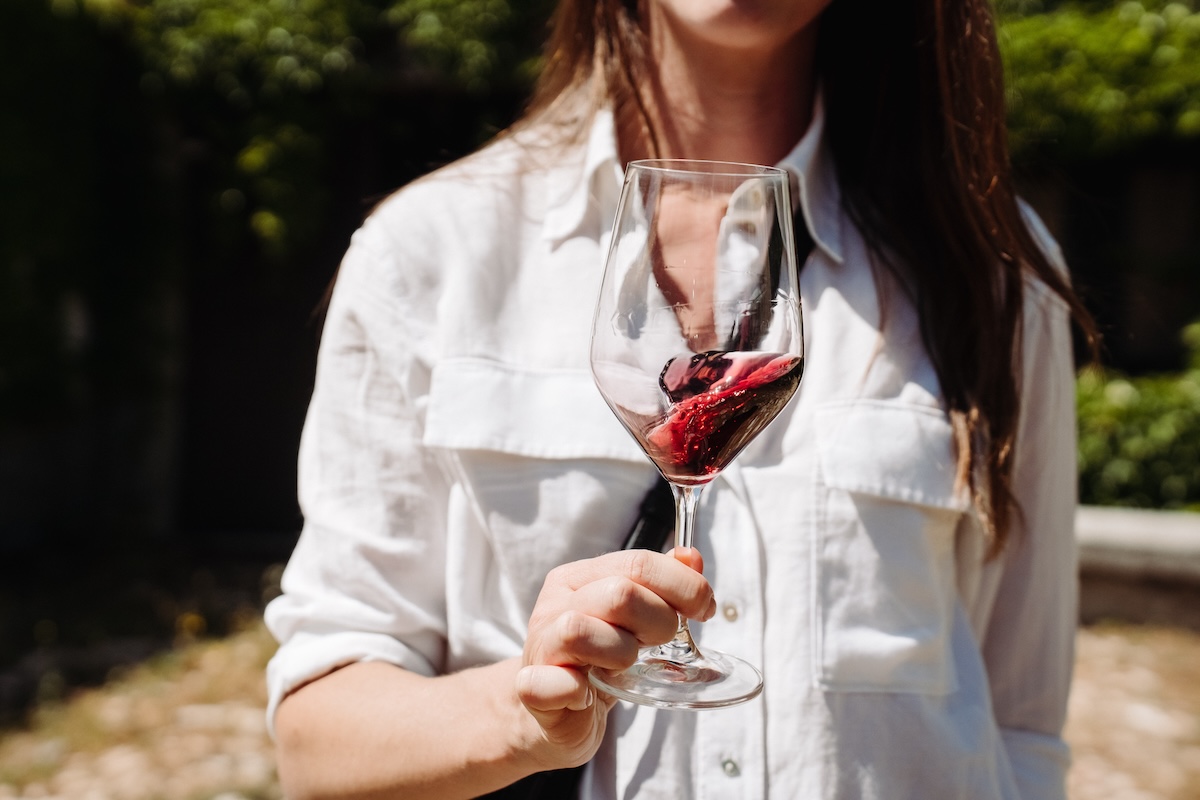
[463,658,555,778]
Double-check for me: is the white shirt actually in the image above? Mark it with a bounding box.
[265,100,1078,799]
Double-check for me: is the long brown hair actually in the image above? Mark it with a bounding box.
[521,0,1098,553]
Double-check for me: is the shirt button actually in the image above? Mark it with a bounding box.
[722,758,741,777]
[722,603,739,622]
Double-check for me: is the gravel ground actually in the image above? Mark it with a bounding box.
[0,621,1197,799]
[1067,625,1200,800]
[0,622,280,800]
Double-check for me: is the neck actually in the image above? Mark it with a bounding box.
[619,10,820,166]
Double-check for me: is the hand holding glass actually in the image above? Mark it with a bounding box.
[589,160,804,708]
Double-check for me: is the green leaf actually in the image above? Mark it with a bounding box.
[1001,0,1200,160]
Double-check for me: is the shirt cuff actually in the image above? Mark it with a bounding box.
[264,629,436,738]
[1000,727,1071,800]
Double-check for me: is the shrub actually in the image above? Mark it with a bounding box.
[1077,321,1200,509]
[999,0,1200,161]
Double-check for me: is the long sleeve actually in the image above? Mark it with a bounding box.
[980,268,1079,798]
[263,203,449,734]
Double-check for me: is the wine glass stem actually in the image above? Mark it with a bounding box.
[657,483,705,663]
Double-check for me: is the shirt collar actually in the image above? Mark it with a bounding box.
[542,107,624,246]
[778,92,844,264]
[542,96,844,266]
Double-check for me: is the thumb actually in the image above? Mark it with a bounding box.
[516,665,595,715]
[672,546,704,573]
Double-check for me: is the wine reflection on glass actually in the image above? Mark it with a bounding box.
[589,159,804,709]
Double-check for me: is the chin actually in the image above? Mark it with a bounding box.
[653,0,828,51]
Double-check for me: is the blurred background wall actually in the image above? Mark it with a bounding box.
[1,0,1199,712]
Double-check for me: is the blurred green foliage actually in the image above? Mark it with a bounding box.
[128,0,550,94]
[53,0,1197,256]
[80,0,550,95]
[1077,322,1200,509]
[131,0,366,98]
[383,0,551,88]
[999,0,1200,160]
[35,0,1198,256]
[27,0,551,261]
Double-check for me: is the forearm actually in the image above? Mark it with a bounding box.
[272,550,714,799]
[274,658,546,800]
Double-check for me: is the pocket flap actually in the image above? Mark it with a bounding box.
[423,357,646,462]
[815,400,968,511]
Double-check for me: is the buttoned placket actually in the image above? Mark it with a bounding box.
[693,471,767,800]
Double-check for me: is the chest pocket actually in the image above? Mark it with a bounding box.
[422,358,654,613]
[812,400,968,694]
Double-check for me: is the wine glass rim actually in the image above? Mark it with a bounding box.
[626,158,787,178]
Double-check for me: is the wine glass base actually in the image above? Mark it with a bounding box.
[589,647,763,709]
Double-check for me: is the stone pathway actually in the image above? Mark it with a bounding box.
[0,624,280,800]
[1066,625,1200,800]
[0,621,1197,799]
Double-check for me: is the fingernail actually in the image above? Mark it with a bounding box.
[584,685,595,708]
[705,596,717,621]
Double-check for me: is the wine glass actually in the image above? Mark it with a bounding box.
[589,159,804,708]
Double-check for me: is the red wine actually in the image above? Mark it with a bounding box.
[618,351,803,485]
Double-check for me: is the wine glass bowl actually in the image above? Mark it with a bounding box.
[589,159,804,708]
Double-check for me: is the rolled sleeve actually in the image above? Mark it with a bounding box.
[264,206,448,736]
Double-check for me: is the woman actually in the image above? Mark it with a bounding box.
[266,0,1096,797]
